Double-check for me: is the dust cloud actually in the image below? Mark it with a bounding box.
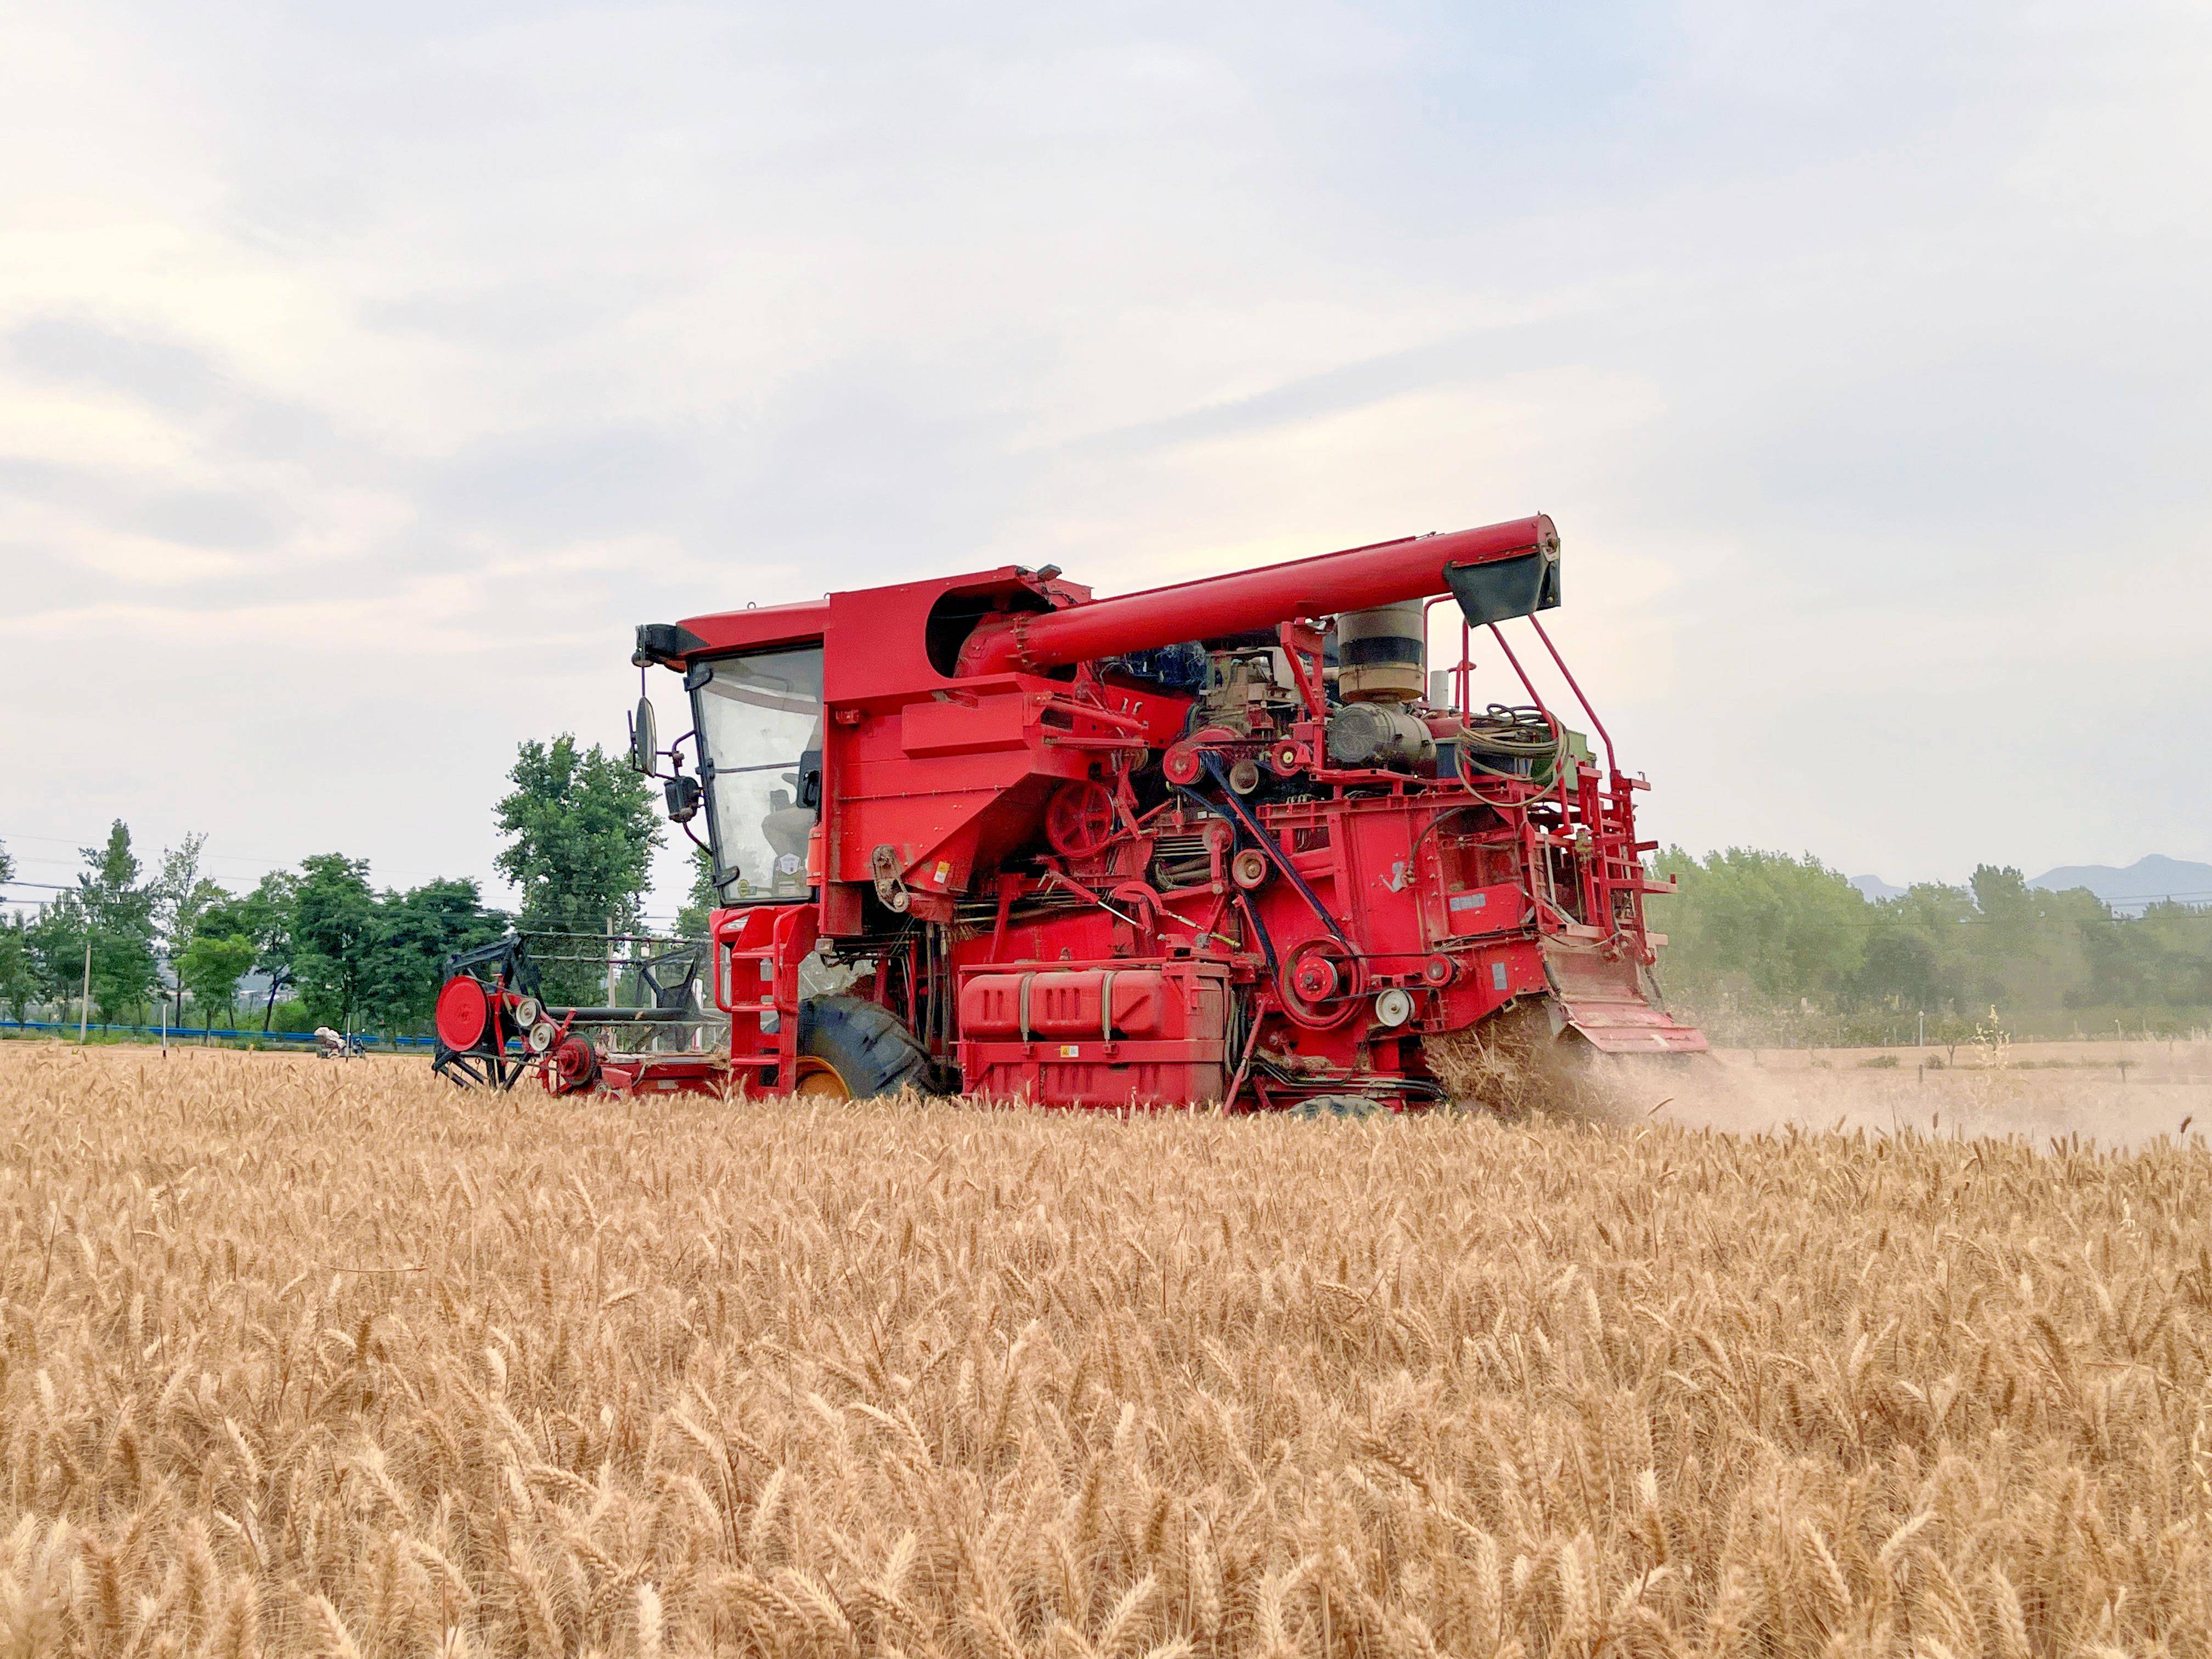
[1590,1042,2212,1150]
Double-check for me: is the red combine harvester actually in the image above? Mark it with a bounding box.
[433,514,1705,1108]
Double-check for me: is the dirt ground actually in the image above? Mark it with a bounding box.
[1632,1039,2212,1149]
[26,1034,2210,1150]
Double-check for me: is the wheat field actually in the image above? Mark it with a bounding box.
[2,1044,2209,1657]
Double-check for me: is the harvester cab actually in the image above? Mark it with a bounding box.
[439,513,1705,1108]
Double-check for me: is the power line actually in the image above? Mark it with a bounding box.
[0,828,490,887]
[1,827,692,903]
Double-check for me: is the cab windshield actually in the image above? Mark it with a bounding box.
[691,645,823,901]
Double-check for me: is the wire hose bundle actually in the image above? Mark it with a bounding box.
[1457,703,1565,784]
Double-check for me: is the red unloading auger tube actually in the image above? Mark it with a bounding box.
[956,514,1561,675]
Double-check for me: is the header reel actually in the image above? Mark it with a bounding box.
[432,936,541,1089]
[432,934,710,1094]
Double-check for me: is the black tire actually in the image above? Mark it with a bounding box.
[1290,1093,1390,1120]
[795,996,936,1099]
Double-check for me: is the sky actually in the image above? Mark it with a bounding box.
[3,0,2209,921]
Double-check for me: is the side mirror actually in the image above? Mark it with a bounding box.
[628,696,659,775]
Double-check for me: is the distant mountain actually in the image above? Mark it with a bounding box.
[1844,857,2212,912]
[2028,855,2212,914]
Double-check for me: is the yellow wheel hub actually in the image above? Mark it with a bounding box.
[793,1059,851,1099]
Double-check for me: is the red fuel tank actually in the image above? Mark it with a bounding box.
[957,962,1231,1107]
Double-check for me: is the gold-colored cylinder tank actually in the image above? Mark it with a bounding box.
[1335,599,1426,703]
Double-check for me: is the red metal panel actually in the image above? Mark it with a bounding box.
[823,568,1090,703]
[960,968,1188,1041]
[901,694,1029,756]
[1542,938,1708,1053]
[958,962,1229,1106]
[1442,882,1528,938]
[675,599,832,657]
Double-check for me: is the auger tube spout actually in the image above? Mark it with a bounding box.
[956,514,1559,676]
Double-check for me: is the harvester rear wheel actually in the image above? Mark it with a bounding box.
[1290,1094,1389,1120]
[795,997,934,1100]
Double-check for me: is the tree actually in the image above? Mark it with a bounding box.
[20,826,157,1031]
[0,840,26,1023]
[202,871,300,1031]
[25,892,89,1017]
[150,835,210,952]
[77,822,157,1025]
[675,842,718,941]
[0,913,33,1023]
[176,933,255,1033]
[367,878,505,1034]
[1651,847,1870,1015]
[290,855,379,1029]
[150,834,224,1026]
[496,736,662,1001]
[1852,924,1942,1012]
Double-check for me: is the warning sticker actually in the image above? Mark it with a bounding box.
[1059,1045,1080,1058]
[933,859,954,885]
[1448,891,1488,912]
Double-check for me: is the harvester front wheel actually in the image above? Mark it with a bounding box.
[794,997,935,1100]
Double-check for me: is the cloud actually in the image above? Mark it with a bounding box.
[2,0,2209,915]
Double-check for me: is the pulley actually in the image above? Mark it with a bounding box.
[1045,779,1119,859]
[552,1035,600,1092]
[1279,938,1362,1028]
[434,977,489,1051]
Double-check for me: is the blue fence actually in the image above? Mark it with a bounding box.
[0,1018,436,1049]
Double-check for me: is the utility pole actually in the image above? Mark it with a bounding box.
[606,915,618,1006]
[78,936,91,1043]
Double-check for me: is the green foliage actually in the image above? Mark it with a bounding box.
[31,822,161,1024]
[24,894,86,1010]
[149,834,212,957]
[1653,847,2212,1042]
[88,822,159,1019]
[675,841,717,942]
[20,824,160,1026]
[0,915,33,1022]
[0,841,30,1021]
[201,870,300,1029]
[264,998,311,1033]
[366,878,505,1030]
[290,855,380,1027]
[8,820,511,1039]
[1650,848,1870,1008]
[290,869,505,1034]
[176,934,255,1027]
[496,735,662,1000]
